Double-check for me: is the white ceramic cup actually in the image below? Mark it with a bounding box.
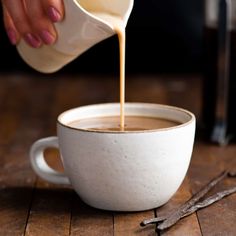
[30,103,196,211]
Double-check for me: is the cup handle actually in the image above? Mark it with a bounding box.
[30,136,70,185]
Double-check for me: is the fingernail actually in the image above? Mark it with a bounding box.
[7,28,17,45]
[40,30,55,45]
[24,33,42,48]
[48,6,61,22]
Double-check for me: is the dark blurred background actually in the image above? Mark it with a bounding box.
[0,0,204,74]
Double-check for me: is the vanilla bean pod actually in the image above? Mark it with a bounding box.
[140,185,236,227]
[156,170,228,230]
[184,186,236,213]
[140,216,165,227]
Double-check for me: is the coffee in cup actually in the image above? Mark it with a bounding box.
[68,115,180,131]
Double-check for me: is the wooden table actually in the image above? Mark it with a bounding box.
[0,73,236,236]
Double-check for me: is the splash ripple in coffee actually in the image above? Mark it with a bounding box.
[69,116,180,132]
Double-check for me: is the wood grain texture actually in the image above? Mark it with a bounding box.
[24,79,72,236]
[114,211,156,236]
[189,142,236,236]
[70,194,114,236]
[0,73,236,236]
[0,76,55,236]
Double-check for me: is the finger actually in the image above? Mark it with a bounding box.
[24,0,56,45]
[42,0,64,22]
[2,0,41,48]
[2,5,19,45]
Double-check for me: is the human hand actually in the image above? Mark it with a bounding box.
[2,0,64,48]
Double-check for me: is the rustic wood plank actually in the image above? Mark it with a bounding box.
[114,211,156,236]
[70,194,113,236]
[25,184,72,236]
[52,74,119,110]
[0,76,32,146]
[0,77,9,166]
[24,76,72,236]
[164,75,202,119]
[0,74,57,236]
[0,77,8,107]
[0,75,35,236]
[189,142,236,235]
[0,187,34,236]
[126,75,168,104]
[25,145,71,236]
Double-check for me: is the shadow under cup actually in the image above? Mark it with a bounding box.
[31,103,196,211]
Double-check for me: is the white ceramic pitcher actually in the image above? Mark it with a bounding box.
[16,0,134,73]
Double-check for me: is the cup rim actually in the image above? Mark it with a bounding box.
[57,102,196,133]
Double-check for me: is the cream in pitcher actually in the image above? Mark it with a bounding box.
[16,0,133,74]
